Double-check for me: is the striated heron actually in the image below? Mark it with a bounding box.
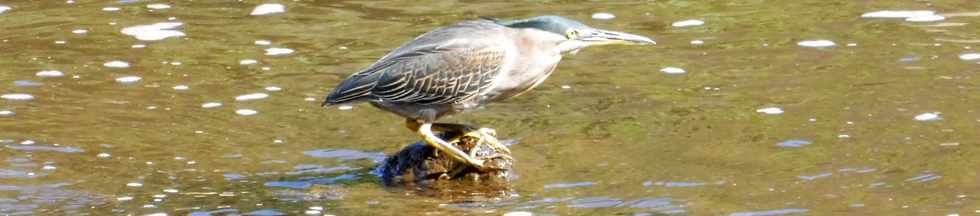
[324,15,654,170]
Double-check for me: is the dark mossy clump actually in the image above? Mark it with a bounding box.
[375,130,514,188]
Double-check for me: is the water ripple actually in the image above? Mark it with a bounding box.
[251,3,285,16]
[567,196,623,208]
[591,12,615,20]
[302,148,385,162]
[36,70,64,77]
[13,80,42,87]
[121,22,185,41]
[1,93,33,101]
[798,172,832,181]
[777,139,811,148]
[729,208,809,216]
[906,172,941,183]
[5,144,84,153]
[672,19,704,27]
[543,181,594,189]
[264,174,357,189]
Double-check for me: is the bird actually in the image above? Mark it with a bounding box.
[323,15,655,170]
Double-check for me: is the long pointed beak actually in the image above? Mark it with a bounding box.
[580,28,656,45]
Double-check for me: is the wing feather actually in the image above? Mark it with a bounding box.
[323,20,507,106]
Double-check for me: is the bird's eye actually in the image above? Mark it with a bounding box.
[566,29,580,39]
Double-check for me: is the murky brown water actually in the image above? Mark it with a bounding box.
[2,0,980,215]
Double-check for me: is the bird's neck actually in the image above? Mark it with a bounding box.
[556,40,589,55]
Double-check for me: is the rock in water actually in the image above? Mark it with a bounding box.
[376,130,515,188]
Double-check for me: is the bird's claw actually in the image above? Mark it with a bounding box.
[469,156,511,172]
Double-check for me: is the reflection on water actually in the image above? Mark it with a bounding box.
[1,0,979,215]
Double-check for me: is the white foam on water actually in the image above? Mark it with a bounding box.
[132,44,146,48]
[235,93,269,101]
[254,40,272,45]
[117,196,133,201]
[102,7,120,12]
[914,112,941,121]
[121,22,185,41]
[251,3,285,16]
[72,29,88,34]
[905,14,945,22]
[163,188,179,193]
[304,97,316,102]
[2,93,34,100]
[0,110,14,116]
[265,47,294,56]
[959,53,980,61]
[126,182,143,187]
[690,40,704,45]
[97,153,111,158]
[672,19,705,27]
[115,76,142,83]
[797,40,836,47]
[338,105,353,110]
[503,212,533,216]
[236,109,258,116]
[240,59,258,65]
[756,107,784,115]
[561,85,571,89]
[660,67,686,74]
[42,165,56,170]
[55,40,67,44]
[591,12,615,20]
[861,10,935,18]
[172,85,189,90]
[146,3,171,9]
[36,70,65,77]
[104,60,130,68]
[265,86,282,91]
[0,5,10,14]
[201,102,222,108]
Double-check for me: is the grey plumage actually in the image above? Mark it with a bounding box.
[322,15,654,169]
[325,20,505,108]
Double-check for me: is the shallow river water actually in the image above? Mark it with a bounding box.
[2,1,980,215]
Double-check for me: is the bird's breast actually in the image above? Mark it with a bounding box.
[486,52,562,101]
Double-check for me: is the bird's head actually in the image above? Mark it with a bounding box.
[496,15,655,54]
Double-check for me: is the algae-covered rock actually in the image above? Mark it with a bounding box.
[376,129,514,188]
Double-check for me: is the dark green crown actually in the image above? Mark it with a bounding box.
[495,15,589,35]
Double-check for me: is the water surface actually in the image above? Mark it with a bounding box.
[1,0,979,215]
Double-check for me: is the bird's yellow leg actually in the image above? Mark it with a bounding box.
[446,127,511,155]
[406,119,511,168]
[429,123,511,155]
[416,123,488,168]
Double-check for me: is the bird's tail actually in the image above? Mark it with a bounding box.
[322,73,381,107]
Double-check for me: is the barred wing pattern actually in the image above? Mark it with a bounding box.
[325,46,505,106]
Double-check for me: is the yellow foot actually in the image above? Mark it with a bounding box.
[452,127,512,155]
[416,123,490,170]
